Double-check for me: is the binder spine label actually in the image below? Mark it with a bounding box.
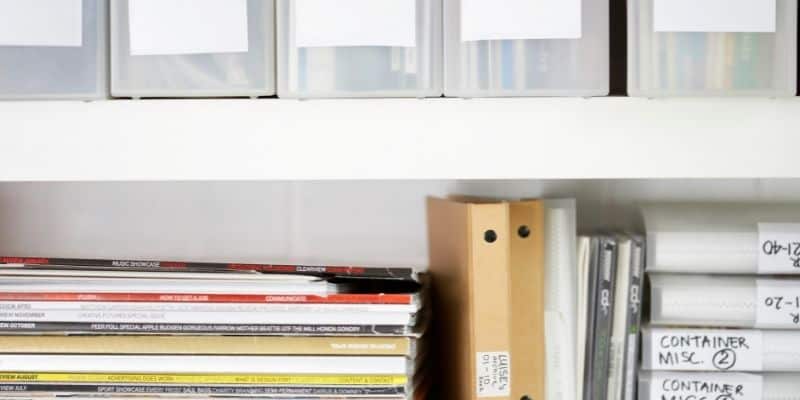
[758,223,800,273]
[755,279,800,328]
[476,351,511,398]
[648,372,762,400]
[645,328,764,372]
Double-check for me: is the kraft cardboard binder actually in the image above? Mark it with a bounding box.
[428,197,544,400]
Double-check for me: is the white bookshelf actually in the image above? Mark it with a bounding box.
[2,97,799,181]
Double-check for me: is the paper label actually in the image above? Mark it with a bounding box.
[0,0,82,47]
[756,279,800,328]
[654,0,776,33]
[294,0,416,48]
[758,223,800,273]
[461,0,582,42]
[648,328,763,371]
[128,0,249,56]
[649,372,762,400]
[476,351,511,397]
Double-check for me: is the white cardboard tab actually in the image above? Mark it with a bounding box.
[759,223,800,274]
[654,0,776,33]
[461,0,582,41]
[294,0,416,48]
[0,0,83,47]
[128,0,249,56]
[649,372,762,400]
[646,328,764,371]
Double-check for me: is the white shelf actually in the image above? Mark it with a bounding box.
[2,97,799,181]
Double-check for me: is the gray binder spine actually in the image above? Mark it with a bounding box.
[591,237,618,400]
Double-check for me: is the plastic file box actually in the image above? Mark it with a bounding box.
[277,0,442,98]
[111,0,275,98]
[0,0,107,100]
[642,203,800,274]
[444,0,609,97]
[628,0,798,97]
[639,371,800,400]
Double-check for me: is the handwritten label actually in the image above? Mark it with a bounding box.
[647,328,763,371]
[755,279,800,328]
[758,223,800,273]
[649,372,762,400]
[476,351,510,397]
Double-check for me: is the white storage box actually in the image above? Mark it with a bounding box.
[628,0,798,97]
[642,203,800,275]
[111,0,275,98]
[0,0,108,100]
[277,0,442,98]
[444,0,609,97]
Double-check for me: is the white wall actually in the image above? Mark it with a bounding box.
[1,179,798,269]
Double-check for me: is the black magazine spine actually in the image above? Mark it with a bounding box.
[591,237,617,400]
[0,257,415,280]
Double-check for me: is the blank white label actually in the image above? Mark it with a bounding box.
[654,0,776,32]
[461,0,582,42]
[0,0,83,47]
[649,371,762,400]
[128,0,249,56]
[646,328,764,372]
[758,223,800,273]
[294,0,416,48]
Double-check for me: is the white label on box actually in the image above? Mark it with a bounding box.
[649,372,762,400]
[294,0,416,48]
[648,328,763,371]
[128,0,249,56]
[654,0,776,33]
[0,0,82,47]
[758,223,800,273]
[461,0,582,41]
[756,279,800,328]
[476,351,511,397]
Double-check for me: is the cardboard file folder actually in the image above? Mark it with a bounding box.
[428,197,544,400]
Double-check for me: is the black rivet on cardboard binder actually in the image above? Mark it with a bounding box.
[484,230,497,243]
[518,225,531,238]
[521,396,532,400]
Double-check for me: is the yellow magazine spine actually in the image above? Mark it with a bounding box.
[0,373,407,386]
[0,336,411,356]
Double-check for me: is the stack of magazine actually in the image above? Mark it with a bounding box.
[577,235,645,400]
[640,203,800,400]
[0,257,428,399]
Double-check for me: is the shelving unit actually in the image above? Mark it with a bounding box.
[3,98,800,400]
[2,97,800,181]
